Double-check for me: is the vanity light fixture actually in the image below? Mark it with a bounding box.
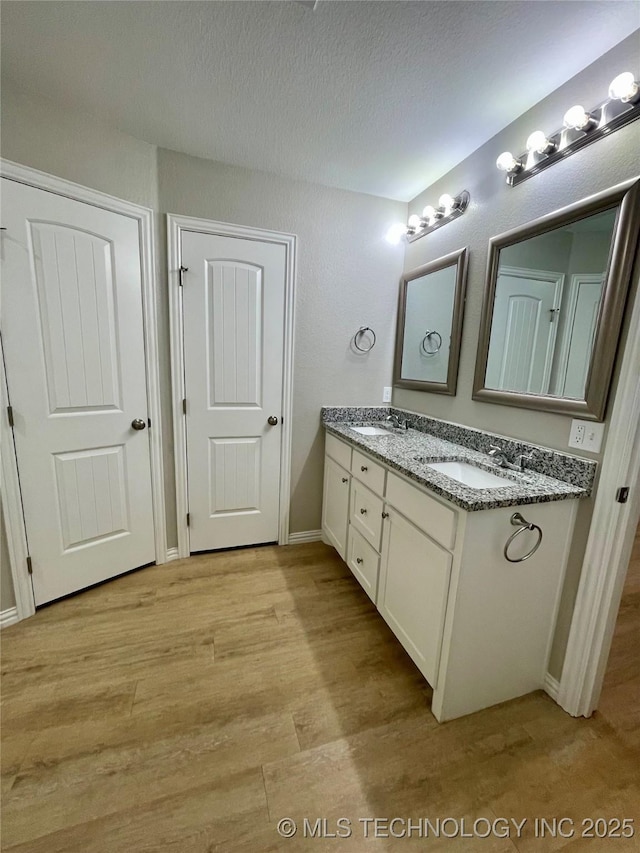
[563,105,595,131]
[497,70,640,186]
[525,130,556,155]
[385,191,470,244]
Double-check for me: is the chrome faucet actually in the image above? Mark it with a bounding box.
[386,413,409,431]
[488,444,536,472]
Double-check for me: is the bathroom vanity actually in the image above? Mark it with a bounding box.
[321,408,595,722]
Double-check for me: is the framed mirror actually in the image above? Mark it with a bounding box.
[393,247,468,395]
[473,177,640,420]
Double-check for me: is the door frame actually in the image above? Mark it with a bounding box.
[558,252,640,716]
[167,214,297,558]
[0,159,167,620]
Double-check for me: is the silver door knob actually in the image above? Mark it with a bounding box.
[267,416,279,426]
[131,418,146,430]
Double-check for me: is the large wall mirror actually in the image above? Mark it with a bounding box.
[474,177,640,420]
[393,247,468,395]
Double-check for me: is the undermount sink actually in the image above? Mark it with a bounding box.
[426,461,512,489]
[350,425,392,436]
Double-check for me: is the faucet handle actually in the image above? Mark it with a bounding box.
[488,444,502,455]
[517,450,536,471]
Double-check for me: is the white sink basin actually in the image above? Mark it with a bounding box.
[427,461,511,489]
[350,426,391,436]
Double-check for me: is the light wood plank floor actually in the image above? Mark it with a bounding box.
[1,542,639,852]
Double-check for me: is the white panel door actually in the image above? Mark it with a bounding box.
[486,269,562,394]
[181,231,285,551]
[1,178,155,605]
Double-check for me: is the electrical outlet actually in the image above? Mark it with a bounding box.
[569,419,604,453]
[569,421,585,447]
[382,386,392,403]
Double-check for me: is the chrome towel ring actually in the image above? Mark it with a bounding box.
[353,326,376,353]
[504,511,543,563]
[420,329,442,356]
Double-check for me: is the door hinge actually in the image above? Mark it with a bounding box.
[549,308,560,322]
[26,556,33,575]
[182,398,187,415]
[616,486,630,504]
[147,417,151,429]
[186,512,191,527]
[178,265,188,286]
[7,405,14,427]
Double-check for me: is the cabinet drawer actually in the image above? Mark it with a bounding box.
[386,472,456,550]
[350,479,384,551]
[346,527,380,603]
[325,433,352,470]
[351,449,386,495]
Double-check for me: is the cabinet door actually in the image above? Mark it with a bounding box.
[321,455,351,559]
[379,509,452,687]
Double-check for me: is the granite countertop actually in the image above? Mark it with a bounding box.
[324,418,591,512]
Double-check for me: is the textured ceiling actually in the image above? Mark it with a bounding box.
[1,1,638,201]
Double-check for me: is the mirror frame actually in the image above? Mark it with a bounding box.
[473,177,640,421]
[393,246,469,395]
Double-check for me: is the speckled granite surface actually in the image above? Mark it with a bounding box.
[321,406,597,512]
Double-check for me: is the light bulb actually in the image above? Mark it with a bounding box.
[438,194,456,216]
[608,71,639,103]
[563,105,593,131]
[422,205,441,224]
[385,223,407,245]
[496,152,521,173]
[526,130,555,154]
[407,214,422,231]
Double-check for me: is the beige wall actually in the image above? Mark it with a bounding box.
[397,33,640,678]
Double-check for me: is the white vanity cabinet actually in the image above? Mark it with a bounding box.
[322,433,578,722]
[321,435,352,559]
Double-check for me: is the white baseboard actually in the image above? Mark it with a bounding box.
[166,547,180,562]
[544,672,560,701]
[287,530,323,544]
[0,606,19,629]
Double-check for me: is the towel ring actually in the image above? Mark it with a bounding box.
[353,326,376,353]
[504,512,543,563]
[420,329,442,356]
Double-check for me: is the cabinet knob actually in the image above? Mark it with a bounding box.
[361,465,368,472]
[341,477,348,483]
[381,511,389,519]
[360,507,367,515]
[356,557,363,564]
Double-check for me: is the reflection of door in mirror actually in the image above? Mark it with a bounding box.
[400,266,456,384]
[484,208,615,399]
[486,267,563,394]
[552,274,604,398]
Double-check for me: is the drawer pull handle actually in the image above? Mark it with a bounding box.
[381,511,389,519]
[356,557,363,564]
[341,477,348,483]
[360,507,367,515]
[361,465,368,472]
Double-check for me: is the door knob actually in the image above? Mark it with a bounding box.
[131,418,147,431]
[267,416,279,426]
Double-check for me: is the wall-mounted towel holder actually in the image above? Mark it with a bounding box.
[353,326,376,353]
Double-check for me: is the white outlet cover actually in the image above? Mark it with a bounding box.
[382,386,392,403]
[569,418,605,453]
